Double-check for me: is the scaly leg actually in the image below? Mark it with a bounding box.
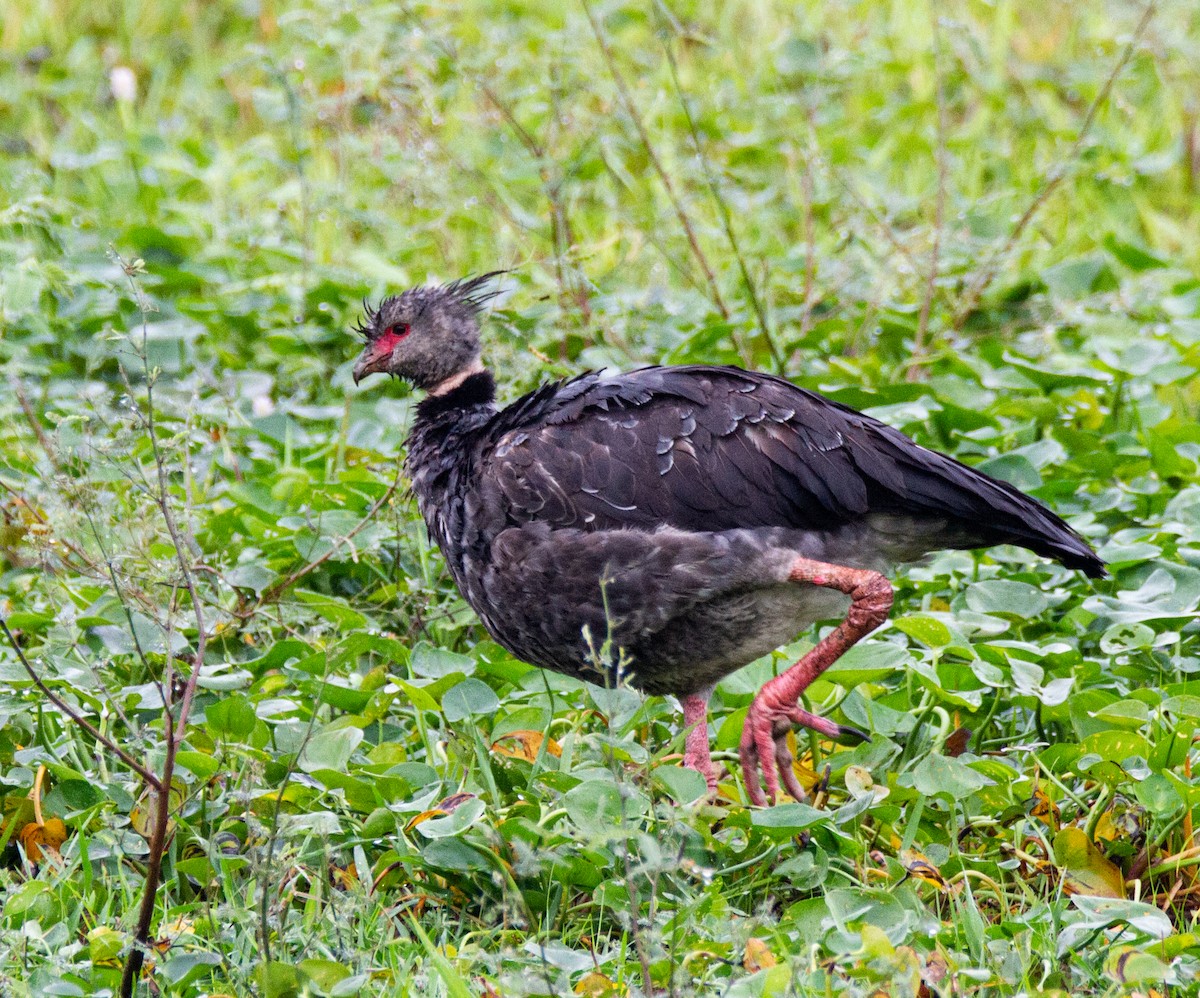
[739,557,893,806]
[681,685,718,794]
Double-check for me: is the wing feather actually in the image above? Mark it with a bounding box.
[477,365,1104,575]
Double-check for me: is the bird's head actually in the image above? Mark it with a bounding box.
[352,273,504,392]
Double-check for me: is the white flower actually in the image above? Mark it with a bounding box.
[251,395,275,417]
[110,66,136,103]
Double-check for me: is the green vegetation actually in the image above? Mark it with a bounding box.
[1,0,1199,993]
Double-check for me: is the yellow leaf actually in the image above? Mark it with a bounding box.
[17,823,45,863]
[405,809,447,832]
[434,791,476,813]
[575,971,621,996]
[844,765,875,798]
[1028,785,1061,828]
[42,817,67,849]
[131,779,186,841]
[784,732,822,796]
[331,861,358,889]
[492,729,562,762]
[900,849,950,893]
[743,937,777,972]
[1107,945,1169,985]
[18,817,68,863]
[88,926,125,967]
[159,916,195,939]
[1053,827,1126,898]
[405,792,477,832]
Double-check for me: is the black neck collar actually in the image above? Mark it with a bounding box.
[414,370,497,421]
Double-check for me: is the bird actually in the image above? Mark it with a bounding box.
[352,274,1106,806]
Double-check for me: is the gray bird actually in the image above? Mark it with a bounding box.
[352,275,1105,805]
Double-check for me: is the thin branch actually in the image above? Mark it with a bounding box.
[239,465,403,615]
[11,377,63,473]
[0,476,98,574]
[113,250,209,998]
[659,29,783,371]
[582,0,730,320]
[410,16,592,322]
[474,78,592,324]
[82,505,154,677]
[952,1,1156,328]
[0,617,159,786]
[797,146,819,345]
[909,9,950,380]
[832,169,924,275]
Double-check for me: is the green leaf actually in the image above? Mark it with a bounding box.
[396,680,441,712]
[1042,255,1110,298]
[298,727,364,773]
[1090,700,1150,730]
[964,580,1048,618]
[894,616,952,648]
[651,764,709,803]
[751,802,830,835]
[908,755,991,800]
[1069,896,1171,937]
[442,678,500,722]
[1103,233,1168,271]
[226,561,275,593]
[563,778,647,835]
[1100,622,1155,655]
[1078,730,1151,765]
[45,780,105,812]
[297,960,351,992]
[410,643,476,679]
[256,961,303,998]
[291,591,368,629]
[206,694,258,739]
[174,751,220,781]
[1162,695,1200,719]
[1133,774,1183,820]
[413,797,485,839]
[822,641,908,684]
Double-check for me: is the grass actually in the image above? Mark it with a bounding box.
[2,0,1200,994]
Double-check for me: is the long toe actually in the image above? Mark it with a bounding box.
[772,733,810,802]
[739,700,781,806]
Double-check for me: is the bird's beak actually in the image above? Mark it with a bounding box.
[352,353,377,385]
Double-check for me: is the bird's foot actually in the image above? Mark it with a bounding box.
[681,688,720,797]
[682,746,720,797]
[739,696,871,806]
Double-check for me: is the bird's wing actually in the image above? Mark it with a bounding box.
[481,365,1104,575]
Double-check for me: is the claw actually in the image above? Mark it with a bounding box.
[832,723,871,745]
[739,698,872,804]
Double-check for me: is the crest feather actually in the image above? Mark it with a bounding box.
[356,272,507,340]
[442,271,508,314]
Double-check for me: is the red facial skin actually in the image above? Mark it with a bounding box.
[354,324,410,382]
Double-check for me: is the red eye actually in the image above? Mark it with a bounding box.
[383,323,411,341]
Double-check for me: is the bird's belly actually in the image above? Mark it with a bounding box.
[457,521,902,698]
[628,583,850,696]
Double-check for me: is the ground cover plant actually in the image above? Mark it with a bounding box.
[1,0,1199,994]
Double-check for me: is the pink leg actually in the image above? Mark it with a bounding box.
[739,557,893,806]
[681,686,718,794]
